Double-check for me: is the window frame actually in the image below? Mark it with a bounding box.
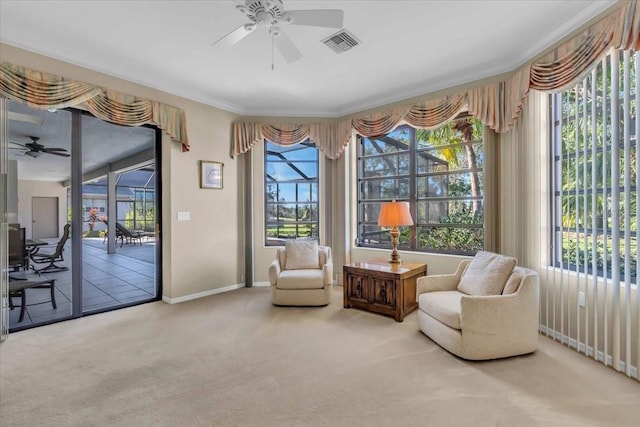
[356,119,485,256]
[549,50,637,284]
[264,140,320,246]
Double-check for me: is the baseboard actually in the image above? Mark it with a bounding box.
[251,281,336,287]
[252,281,271,287]
[539,325,639,379]
[162,283,245,304]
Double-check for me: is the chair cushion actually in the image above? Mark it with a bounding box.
[457,250,516,296]
[277,269,325,290]
[503,269,525,295]
[285,240,319,270]
[418,291,463,330]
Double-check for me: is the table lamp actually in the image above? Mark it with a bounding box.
[377,200,414,264]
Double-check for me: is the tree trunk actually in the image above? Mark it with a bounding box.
[465,144,482,218]
[453,120,482,219]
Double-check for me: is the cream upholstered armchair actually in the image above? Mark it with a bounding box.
[416,251,539,360]
[268,240,333,306]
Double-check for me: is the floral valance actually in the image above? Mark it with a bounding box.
[232,0,638,160]
[0,62,189,151]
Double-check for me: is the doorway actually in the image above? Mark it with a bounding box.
[5,101,162,331]
[32,197,59,239]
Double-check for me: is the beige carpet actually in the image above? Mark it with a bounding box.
[1,286,638,426]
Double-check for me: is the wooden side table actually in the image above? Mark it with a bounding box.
[343,260,427,322]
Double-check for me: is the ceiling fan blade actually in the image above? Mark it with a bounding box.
[285,10,344,28]
[274,30,302,63]
[211,24,255,49]
[43,147,68,152]
[46,151,70,157]
[9,141,28,148]
[8,112,44,126]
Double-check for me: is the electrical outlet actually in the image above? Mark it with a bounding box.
[578,291,586,307]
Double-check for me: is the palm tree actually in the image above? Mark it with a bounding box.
[417,117,483,218]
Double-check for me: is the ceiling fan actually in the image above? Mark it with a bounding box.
[212,0,344,64]
[9,136,70,158]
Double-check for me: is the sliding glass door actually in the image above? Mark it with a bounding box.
[8,103,73,328]
[6,101,161,331]
[80,113,160,314]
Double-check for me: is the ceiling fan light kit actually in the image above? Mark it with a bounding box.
[213,0,344,65]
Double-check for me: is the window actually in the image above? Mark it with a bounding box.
[551,49,637,284]
[356,119,484,255]
[265,141,319,245]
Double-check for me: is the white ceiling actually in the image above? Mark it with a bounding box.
[0,0,617,118]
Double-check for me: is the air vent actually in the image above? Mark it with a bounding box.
[322,30,360,54]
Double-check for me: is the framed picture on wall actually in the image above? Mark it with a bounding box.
[200,160,223,189]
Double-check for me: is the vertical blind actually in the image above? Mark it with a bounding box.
[547,49,638,379]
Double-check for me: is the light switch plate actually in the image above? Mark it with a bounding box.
[177,211,190,221]
[578,291,585,307]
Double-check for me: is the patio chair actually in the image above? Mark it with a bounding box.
[30,223,70,274]
[115,222,142,247]
[102,219,122,245]
[8,226,29,271]
[9,278,57,322]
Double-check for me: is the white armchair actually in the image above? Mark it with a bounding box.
[416,252,539,360]
[268,241,333,306]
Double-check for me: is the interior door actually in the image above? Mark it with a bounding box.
[32,196,59,239]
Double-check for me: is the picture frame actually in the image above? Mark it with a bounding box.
[200,160,224,189]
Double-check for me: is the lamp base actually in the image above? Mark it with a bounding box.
[389,227,401,264]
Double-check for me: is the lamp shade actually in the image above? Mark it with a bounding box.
[377,201,414,227]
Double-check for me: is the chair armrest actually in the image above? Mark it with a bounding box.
[31,250,55,259]
[459,279,539,335]
[268,259,281,286]
[322,260,333,286]
[416,260,471,301]
[416,274,459,300]
[30,242,55,256]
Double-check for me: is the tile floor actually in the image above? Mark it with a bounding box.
[8,237,158,330]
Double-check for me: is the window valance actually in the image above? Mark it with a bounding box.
[530,0,639,92]
[0,62,189,151]
[233,121,352,160]
[232,0,638,160]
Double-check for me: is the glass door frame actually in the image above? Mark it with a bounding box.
[1,97,9,342]
[5,106,162,332]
